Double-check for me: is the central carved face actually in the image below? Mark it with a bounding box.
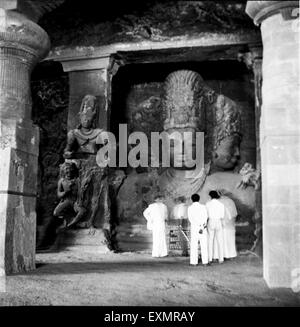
[79,110,95,129]
[163,70,204,169]
[165,127,197,169]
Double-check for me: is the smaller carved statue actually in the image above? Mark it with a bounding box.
[236,162,261,190]
[53,161,86,231]
[61,94,110,231]
[64,94,104,159]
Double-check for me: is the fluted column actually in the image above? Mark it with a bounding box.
[251,47,263,257]
[0,9,50,275]
[238,45,263,256]
[246,1,300,289]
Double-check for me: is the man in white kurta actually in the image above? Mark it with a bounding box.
[219,195,238,259]
[187,194,209,266]
[206,190,225,263]
[143,196,168,257]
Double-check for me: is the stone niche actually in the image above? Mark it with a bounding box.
[32,0,261,254]
[111,59,257,252]
[31,56,258,255]
[32,62,113,252]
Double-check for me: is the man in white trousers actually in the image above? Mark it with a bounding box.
[219,192,238,259]
[187,194,209,266]
[143,194,168,258]
[206,190,225,264]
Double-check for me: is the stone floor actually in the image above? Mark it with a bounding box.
[0,249,299,306]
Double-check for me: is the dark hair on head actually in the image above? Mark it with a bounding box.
[154,193,163,200]
[191,194,200,202]
[209,190,220,199]
[176,196,186,203]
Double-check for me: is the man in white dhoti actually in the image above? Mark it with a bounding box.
[206,190,225,264]
[187,194,209,266]
[219,192,238,259]
[143,195,168,257]
[173,196,189,256]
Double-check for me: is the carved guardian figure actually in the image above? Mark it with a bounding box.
[236,162,261,190]
[58,95,113,249]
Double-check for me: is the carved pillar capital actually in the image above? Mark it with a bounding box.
[0,0,18,10]
[0,9,50,120]
[59,54,111,72]
[246,1,299,25]
[0,9,50,61]
[237,44,262,71]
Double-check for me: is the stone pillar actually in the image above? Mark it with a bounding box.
[251,46,263,257]
[0,9,50,274]
[246,1,300,288]
[61,55,122,131]
[238,45,263,256]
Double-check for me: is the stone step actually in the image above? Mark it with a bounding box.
[57,229,107,245]
[51,222,254,253]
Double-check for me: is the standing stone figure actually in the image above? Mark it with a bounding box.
[62,95,112,245]
[236,162,261,190]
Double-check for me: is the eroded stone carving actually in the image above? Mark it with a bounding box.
[236,162,261,190]
[161,70,205,171]
[163,70,205,131]
[129,95,163,136]
[64,94,103,159]
[59,95,112,243]
[53,161,85,231]
[206,93,242,171]
[159,69,243,200]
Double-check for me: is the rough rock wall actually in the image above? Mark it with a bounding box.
[39,1,258,47]
[31,68,69,249]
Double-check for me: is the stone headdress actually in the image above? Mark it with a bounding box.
[79,94,97,115]
[78,94,98,128]
[163,70,205,131]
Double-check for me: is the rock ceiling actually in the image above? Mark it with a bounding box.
[19,0,257,47]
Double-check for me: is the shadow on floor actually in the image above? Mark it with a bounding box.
[18,256,262,277]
